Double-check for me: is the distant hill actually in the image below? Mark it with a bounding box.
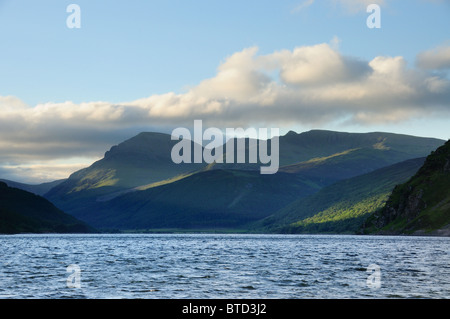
[362,140,450,236]
[0,182,95,234]
[253,157,427,234]
[214,129,443,170]
[277,130,442,167]
[0,179,65,196]
[44,129,444,232]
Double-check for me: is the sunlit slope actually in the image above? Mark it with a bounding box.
[256,157,427,234]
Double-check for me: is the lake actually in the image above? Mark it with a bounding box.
[0,234,448,299]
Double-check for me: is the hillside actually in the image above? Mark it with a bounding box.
[0,182,95,234]
[255,157,427,234]
[362,140,450,236]
[67,169,321,231]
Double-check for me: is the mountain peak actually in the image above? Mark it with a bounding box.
[284,130,298,137]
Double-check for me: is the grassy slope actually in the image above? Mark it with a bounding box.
[254,157,427,234]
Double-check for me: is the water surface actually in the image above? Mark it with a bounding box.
[0,234,448,299]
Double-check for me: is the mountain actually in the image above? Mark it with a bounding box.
[214,129,443,168]
[45,132,207,211]
[362,140,450,236]
[253,157,427,234]
[44,129,444,231]
[71,168,321,231]
[48,132,206,191]
[0,182,95,234]
[213,130,443,189]
[0,179,65,196]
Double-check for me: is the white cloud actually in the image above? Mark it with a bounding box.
[270,43,370,85]
[0,41,449,182]
[191,47,271,101]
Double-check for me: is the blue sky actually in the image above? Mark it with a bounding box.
[1,0,448,104]
[0,0,449,182]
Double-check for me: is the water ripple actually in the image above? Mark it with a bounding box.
[0,234,449,299]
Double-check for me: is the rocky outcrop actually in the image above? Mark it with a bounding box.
[362,140,450,235]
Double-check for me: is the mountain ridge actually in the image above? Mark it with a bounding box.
[42,129,445,232]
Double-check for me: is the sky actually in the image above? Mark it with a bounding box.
[0,0,449,183]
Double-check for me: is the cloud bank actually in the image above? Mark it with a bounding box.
[1,41,449,182]
[416,45,450,70]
